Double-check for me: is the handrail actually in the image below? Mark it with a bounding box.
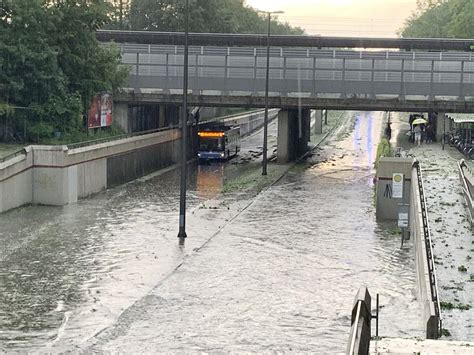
[458,159,473,223]
[66,125,180,150]
[127,61,474,77]
[459,159,472,176]
[347,286,372,355]
[413,160,443,337]
[0,148,27,164]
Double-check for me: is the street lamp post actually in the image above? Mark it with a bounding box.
[177,0,190,245]
[259,10,284,176]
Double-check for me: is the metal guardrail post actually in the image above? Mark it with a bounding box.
[460,60,465,100]
[429,60,435,100]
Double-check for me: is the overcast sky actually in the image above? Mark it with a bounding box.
[245,0,418,37]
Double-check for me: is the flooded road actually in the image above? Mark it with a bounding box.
[0,112,423,352]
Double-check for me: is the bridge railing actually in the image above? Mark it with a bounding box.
[121,46,474,99]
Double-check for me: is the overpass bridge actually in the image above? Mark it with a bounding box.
[99,31,474,161]
[100,31,474,113]
[117,43,474,112]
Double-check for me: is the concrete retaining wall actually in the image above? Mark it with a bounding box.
[409,166,440,339]
[0,129,181,213]
[1,108,276,213]
[218,109,279,136]
[0,150,33,213]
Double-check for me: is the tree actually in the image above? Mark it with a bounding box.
[0,0,128,142]
[128,0,304,35]
[400,0,474,38]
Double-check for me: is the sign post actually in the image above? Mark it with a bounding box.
[398,203,409,247]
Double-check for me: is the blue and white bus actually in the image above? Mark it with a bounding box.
[197,125,241,161]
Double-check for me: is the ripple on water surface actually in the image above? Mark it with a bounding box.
[88,112,423,352]
[0,113,423,352]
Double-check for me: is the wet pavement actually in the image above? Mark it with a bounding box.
[409,142,474,340]
[0,112,423,352]
[388,111,474,340]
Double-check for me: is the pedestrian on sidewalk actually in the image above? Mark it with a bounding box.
[414,124,422,146]
[425,123,434,143]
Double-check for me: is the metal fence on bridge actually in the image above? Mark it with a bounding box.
[118,44,474,101]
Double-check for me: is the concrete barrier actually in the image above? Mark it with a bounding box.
[410,162,441,339]
[458,160,473,226]
[0,129,181,213]
[347,286,372,355]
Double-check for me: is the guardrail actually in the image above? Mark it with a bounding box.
[0,148,27,164]
[121,45,474,100]
[347,286,377,355]
[413,160,442,337]
[67,125,181,150]
[458,159,473,225]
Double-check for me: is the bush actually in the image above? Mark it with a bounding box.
[375,138,393,168]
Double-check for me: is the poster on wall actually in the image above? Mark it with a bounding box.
[87,95,101,129]
[100,93,113,127]
[88,93,113,129]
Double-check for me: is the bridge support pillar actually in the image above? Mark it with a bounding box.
[313,109,323,134]
[159,105,166,128]
[277,109,310,163]
[435,112,448,142]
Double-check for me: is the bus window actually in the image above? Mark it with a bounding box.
[199,137,223,151]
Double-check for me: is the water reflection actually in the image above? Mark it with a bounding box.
[196,164,224,200]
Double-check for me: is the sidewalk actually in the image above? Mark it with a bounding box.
[408,142,474,340]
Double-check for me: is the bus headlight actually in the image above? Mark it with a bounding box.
[220,153,224,157]
[198,153,201,157]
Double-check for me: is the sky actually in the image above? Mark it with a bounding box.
[245,0,418,37]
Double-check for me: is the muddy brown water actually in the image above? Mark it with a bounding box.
[0,112,423,352]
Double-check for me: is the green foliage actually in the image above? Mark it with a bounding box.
[0,0,128,143]
[0,103,14,117]
[440,301,471,310]
[40,125,124,145]
[400,0,474,38]
[129,0,304,34]
[375,138,392,168]
[440,328,452,337]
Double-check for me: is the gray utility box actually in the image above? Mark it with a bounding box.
[376,157,414,221]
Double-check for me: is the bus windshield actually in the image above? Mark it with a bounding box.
[199,137,223,152]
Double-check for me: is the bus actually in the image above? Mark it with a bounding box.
[197,125,241,161]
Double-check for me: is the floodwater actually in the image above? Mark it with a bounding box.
[0,112,423,353]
